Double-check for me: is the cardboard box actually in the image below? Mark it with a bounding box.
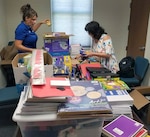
[129,86,150,124]
[0,44,18,65]
[0,45,17,86]
[12,52,53,93]
[43,32,72,56]
[0,60,12,65]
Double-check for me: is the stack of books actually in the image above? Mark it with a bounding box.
[102,115,148,137]
[17,77,74,115]
[95,78,133,120]
[70,44,81,58]
[105,89,134,120]
[57,80,113,118]
[16,78,113,118]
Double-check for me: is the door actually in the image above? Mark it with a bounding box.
[126,0,150,58]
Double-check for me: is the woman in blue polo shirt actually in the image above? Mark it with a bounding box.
[15,4,49,53]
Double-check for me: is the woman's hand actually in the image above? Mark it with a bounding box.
[33,19,51,31]
[41,19,51,25]
[85,51,94,57]
[74,54,81,60]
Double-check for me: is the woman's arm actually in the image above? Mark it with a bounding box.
[32,19,50,32]
[86,51,110,58]
[14,40,34,52]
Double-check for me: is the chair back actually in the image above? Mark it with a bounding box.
[134,56,149,82]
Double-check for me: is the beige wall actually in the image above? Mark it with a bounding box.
[0,0,7,87]
[0,0,132,88]
[93,0,131,61]
[4,0,51,48]
[4,0,130,60]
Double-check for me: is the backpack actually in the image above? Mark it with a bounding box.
[118,56,135,78]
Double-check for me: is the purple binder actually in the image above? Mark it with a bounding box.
[102,115,143,137]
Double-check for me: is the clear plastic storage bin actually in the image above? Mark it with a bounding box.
[12,90,105,137]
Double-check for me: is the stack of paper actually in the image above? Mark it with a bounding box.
[17,77,74,115]
[94,79,133,120]
[70,44,81,58]
[57,80,113,118]
[105,89,134,120]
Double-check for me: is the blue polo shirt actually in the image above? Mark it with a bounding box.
[15,21,38,53]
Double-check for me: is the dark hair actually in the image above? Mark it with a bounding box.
[85,21,106,40]
[20,4,38,21]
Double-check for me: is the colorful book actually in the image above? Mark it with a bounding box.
[31,77,74,98]
[57,80,112,117]
[53,56,70,76]
[97,79,130,90]
[102,115,144,137]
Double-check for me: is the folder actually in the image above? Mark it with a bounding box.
[31,77,74,98]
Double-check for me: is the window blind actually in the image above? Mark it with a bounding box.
[51,0,93,47]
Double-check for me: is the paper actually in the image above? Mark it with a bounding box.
[50,80,70,86]
[32,77,74,98]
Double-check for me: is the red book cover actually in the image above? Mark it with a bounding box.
[134,128,148,137]
[31,77,74,98]
[80,63,101,80]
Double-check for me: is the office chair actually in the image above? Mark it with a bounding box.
[120,56,149,88]
[0,86,20,125]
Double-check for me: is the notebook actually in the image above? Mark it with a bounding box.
[102,115,144,137]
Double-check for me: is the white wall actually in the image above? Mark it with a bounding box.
[4,0,51,49]
[93,0,131,61]
[0,0,131,88]
[0,0,7,47]
[0,0,8,87]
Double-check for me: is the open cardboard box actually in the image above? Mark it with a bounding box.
[43,32,73,56]
[129,86,150,124]
[43,32,73,38]
[12,52,53,93]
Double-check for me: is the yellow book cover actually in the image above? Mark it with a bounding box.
[96,79,130,90]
